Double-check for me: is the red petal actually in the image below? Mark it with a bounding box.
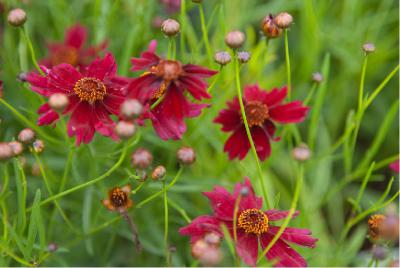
[203,186,235,220]
[178,76,211,100]
[244,84,268,102]
[67,102,95,145]
[233,177,263,210]
[264,86,288,108]
[37,104,59,126]
[179,215,222,244]
[235,229,259,267]
[26,71,50,96]
[224,127,250,160]
[85,53,117,80]
[65,24,87,49]
[213,108,242,132]
[251,126,271,160]
[269,101,309,124]
[265,209,299,221]
[48,64,81,93]
[269,226,318,248]
[125,75,161,102]
[183,64,218,78]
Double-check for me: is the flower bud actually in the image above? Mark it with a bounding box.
[362,43,375,54]
[121,99,143,120]
[7,8,27,27]
[176,146,196,165]
[161,18,180,37]
[225,30,245,49]
[291,144,311,161]
[18,128,35,144]
[261,15,282,39]
[371,245,387,260]
[237,51,251,63]
[131,148,153,169]
[151,165,167,180]
[8,141,24,156]
[312,72,323,83]
[214,51,231,66]
[17,72,28,82]
[274,12,293,29]
[239,186,250,197]
[0,142,14,161]
[32,139,45,154]
[48,242,58,253]
[115,121,136,139]
[204,232,221,246]
[49,93,69,113]
[191,239,223,266]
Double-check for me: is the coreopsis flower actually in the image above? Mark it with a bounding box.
[126,40,217,140]
[214,84,309,160]
[102,185,133,212]
[41,24,107,68]
[180,178,318,267]
[26,53,127,145]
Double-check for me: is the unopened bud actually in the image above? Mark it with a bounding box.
[49,93,69,113]
[225,30,245,49]
[32,139,45,154]
[176,146,196,165]
[115,121,136,139]
[261,15,282,39]
[237,51,251,63]
[7,8,27,27]
[312,72,323,83]
[18,128,35,144]
[131,148,153,169]
[0,142,14,161]
[274,12,293,29]
[362,43,375,54]
[214,51,231,66]
[239,186,250,197]
[8,141,24,156]
[292,144,311,161]
[161,18,180,37]
[204,232,221,246]
[17,72,28,82]
[48,243,58,253]
[151,165,167,180]
[191,239,222,266]
[121,99,143,120]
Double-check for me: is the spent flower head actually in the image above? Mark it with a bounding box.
[102,185,133,212]
[261,14,282,39]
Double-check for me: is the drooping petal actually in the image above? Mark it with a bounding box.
[179,215,222,244]
[233,177,263,210]
[85,53,117,80]
[203,186,235,220]
[125,75,162,103]
[213,108,242,132]
[65,24,87,49]
[265,209,299,221]
[269,101,309,124]
[26,71,50,96]
[93,104,118,140]
[235,229,259,267]
[183,64,218,78]
[67,102,95,145]
[269,226,318,248]
[223,126,250,160]
[178,75,211,100]
[264,86,288,108]
[37,103,59,126]
[251,126,271,160]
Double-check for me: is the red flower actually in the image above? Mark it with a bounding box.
[27,53,126,145]
[180,178,317,267]
[41,24,107,68]
[214,84,309,160]
[125,40,217,140]
[389,160,399,173]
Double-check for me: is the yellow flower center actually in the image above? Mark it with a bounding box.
[243,101,269,127]
[73,77,107,103]
[238,208,269,235]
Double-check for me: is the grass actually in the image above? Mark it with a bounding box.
[0,0,399,266]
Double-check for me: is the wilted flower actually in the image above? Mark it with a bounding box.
[161,18,180,37]
[7,8,27,27]
[214,84,309,160]
[225,30,245,49]
[26,53,127,145]
[177,146,196,165]
[18,128,35,144]
[102,185,133,212]
[131,148,153,169]
[126,40,217,140]
[368,214,386,240]
[32,139,45,153]
[180,178,318,266]
[261,15,282,39]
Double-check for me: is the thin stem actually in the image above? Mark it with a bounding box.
[0,243,34,267]
[303,82,318,105]
[167,37,173,60]
[150,92,166,110]
[358,56,369,112]
[168,198,191,223]
[198,4,212,63]
[207,65,222,93]
[179,0,186,60]
[284,29,292,100]
[131,181,146,194]
[20,28,44,75]
[120,210,141,253]
[257,164,303,264]
[136,166,183,208]
[234,52,270,208]
[163,180,170,266]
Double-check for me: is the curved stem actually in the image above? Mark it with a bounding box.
[198,4,212,63]
[20,28,44,75]
[234,52,270,208]
[284,29,292,100]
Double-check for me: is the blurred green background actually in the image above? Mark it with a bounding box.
[0,0,398,266]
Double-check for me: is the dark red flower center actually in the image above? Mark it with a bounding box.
[73,77,107,103]
[243,101,269,127]
[52,47,79,66]
[152,60,183,81]
[110,187,129,207]
[238,208,269,235]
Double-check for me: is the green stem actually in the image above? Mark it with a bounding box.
[284,30,292,100]
[150,94,165,110]
[0,243,34,267]
[179,0,186,60]
[234,52,270,208]
[20,28,44,75]
[198,4,212,63]
[358,56,368,112]
[303,82,317,105]
[207,66,222,93]
[257,164,303,264]
[163,180,170,266]
[136,166,183,208]
[168,198,191,223]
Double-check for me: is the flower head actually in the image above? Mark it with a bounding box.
[180,178,318,267]
[102,185,133,212]
[26,53,127,145]
[126,40,217,140]
[214,84,309,160]
[41,24,107,68]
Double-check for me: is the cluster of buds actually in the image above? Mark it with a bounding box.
[115,99,143,140]
[261,12,293,39]
[191,232,223,266]
[0,128,43,161]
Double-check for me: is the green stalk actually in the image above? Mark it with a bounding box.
[180,0,186,60]
[303,82,317,105]
[19,28,44,75]
[163,180,170,266]
[234,52,270,208]
[198,4,212,63]
[284,30,292,99]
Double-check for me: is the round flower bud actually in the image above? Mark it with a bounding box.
[49,93,69,113]
[48,243,58,253]
[18,128,35,144]
[115,121,136,139]
[161,18,180,37]
[239,186,250,197]
[274,12,293,29]
[17,72,28,82]
[214,51,231,66]
[312,72,323,83]
[8,141,24,156]
[0,142,14,161]
[237,51,251,63]
[32,139,45,154]
[362,43,376,54]
[371,245,387,260]
[7,8,27,27]
[261,15,282,39]
[131,148,153,169]
[120,99,143,120]
[191,239,222,266]
[225,30,245,49]
[291,144,311,161]
[151,165,167,180]
[176,146,196,165]
[204,232,221,246]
